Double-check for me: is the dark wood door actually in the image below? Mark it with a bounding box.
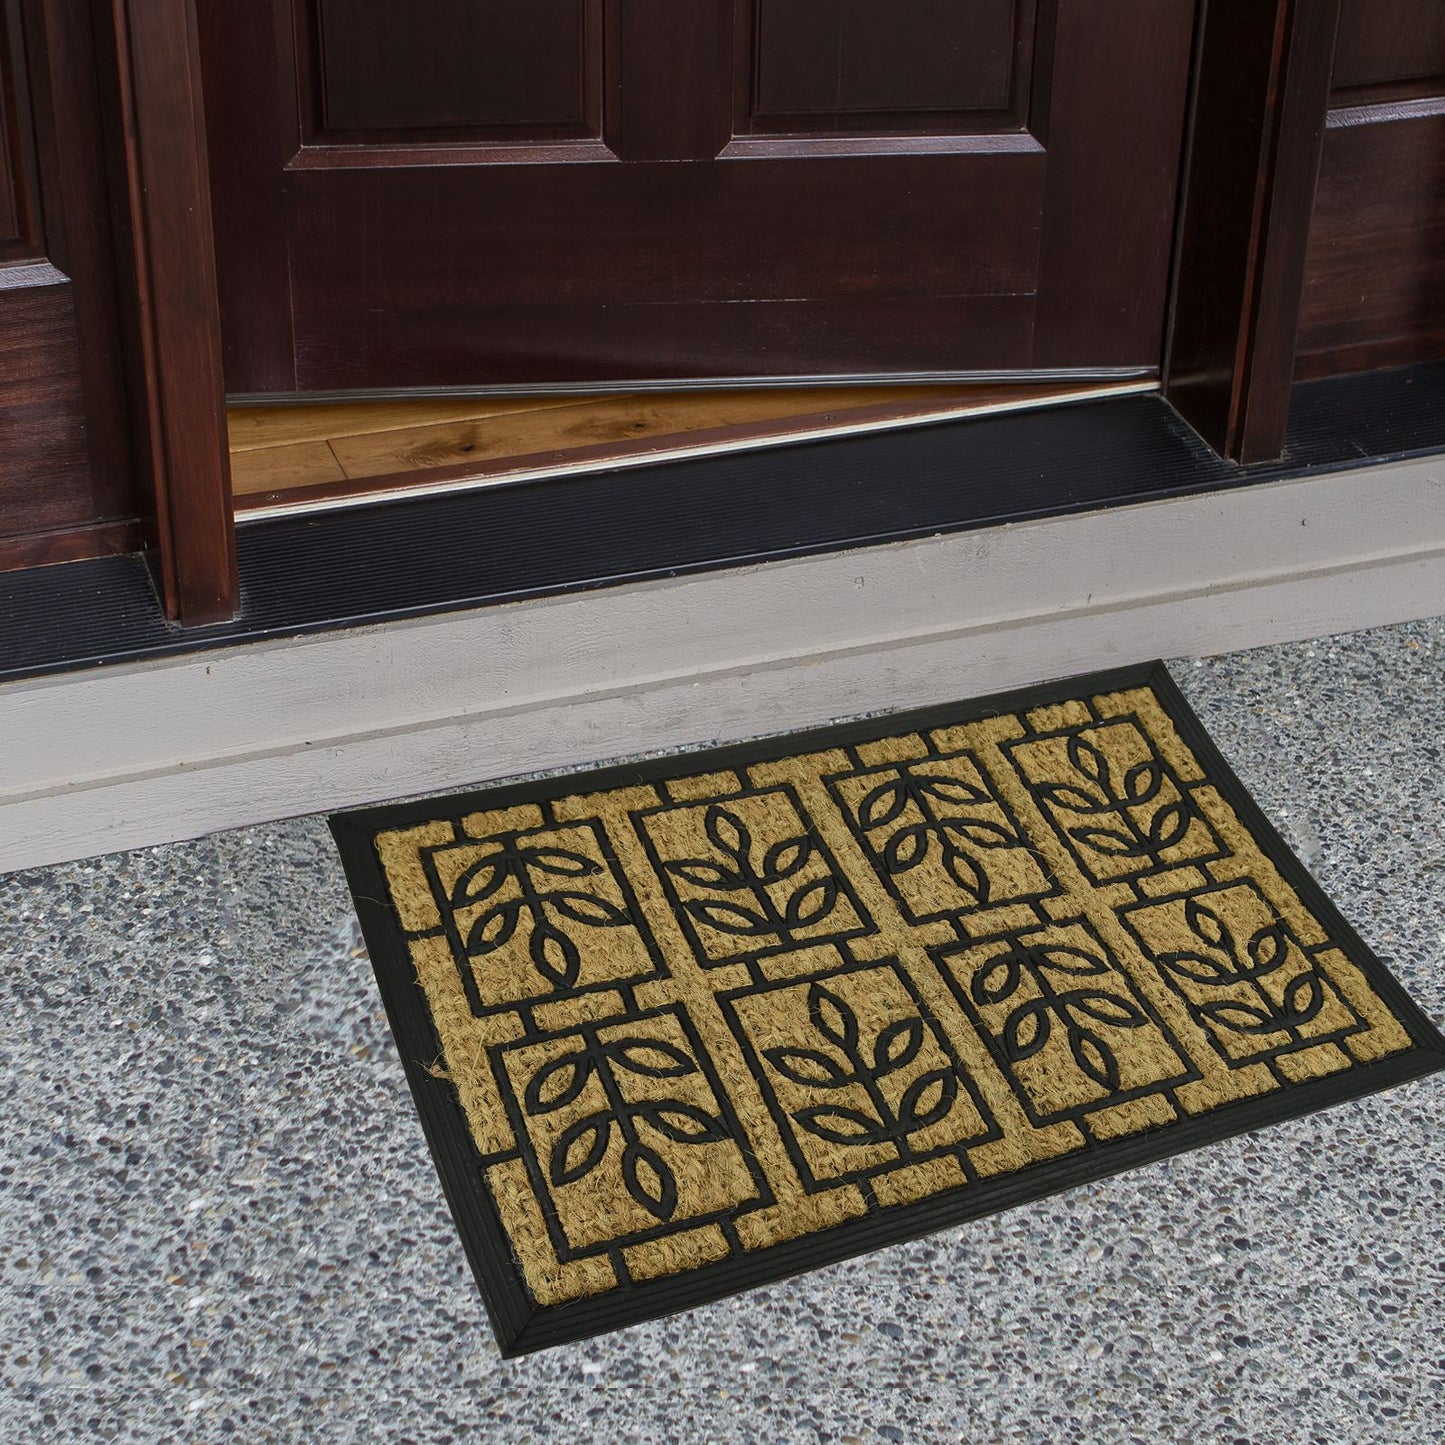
[1296,0,1445,377]
[199,1,1194,395]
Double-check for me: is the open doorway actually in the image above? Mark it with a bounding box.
[228,378,1151,516]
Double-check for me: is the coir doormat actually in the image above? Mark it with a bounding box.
[330,662,1445,1355]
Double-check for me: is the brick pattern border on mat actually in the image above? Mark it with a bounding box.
[330,662,1445,1356]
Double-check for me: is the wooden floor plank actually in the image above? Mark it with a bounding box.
[226,393,609,452]
[230,440,347,496]
[324,386,1027,480]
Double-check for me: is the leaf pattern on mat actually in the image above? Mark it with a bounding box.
[970,938,1150,1095]
[1155,898,1327,1037]
[847,761,1029,908]
[764,982,959,1149]
[1030,726,1197,866]
[523,1029,733,1222]
[662,800,850,950]
[448,831,634,996]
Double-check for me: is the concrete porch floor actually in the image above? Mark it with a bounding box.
[1,617,1441,1444]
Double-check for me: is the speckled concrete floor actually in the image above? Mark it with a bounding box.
[2,618,1442,1445]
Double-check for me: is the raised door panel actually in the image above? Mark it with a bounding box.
[742,0,1028,131]
[1295,0,1445,378]
[201,0,1194,394]
[312,0,602,138]
[0,0,136,568]
[0,4,40,255]
[0,278,94,540]
[1331,0,1445,97]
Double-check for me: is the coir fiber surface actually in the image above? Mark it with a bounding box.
[330,662,1445,1355]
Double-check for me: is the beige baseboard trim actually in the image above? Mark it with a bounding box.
[2,457,1441,872]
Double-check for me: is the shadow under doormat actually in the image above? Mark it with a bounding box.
[329,661,1445,1356]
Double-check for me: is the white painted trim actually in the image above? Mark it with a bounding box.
[2,457,1442,871]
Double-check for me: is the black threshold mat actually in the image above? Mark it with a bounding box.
[330,662,1445,1355]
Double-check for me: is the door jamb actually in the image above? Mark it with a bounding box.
[101,0,237,625]
[1162,0,1345,462]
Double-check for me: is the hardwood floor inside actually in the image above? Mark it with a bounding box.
[228,380,1150,515]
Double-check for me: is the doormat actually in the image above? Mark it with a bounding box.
[329,662,1445,1356]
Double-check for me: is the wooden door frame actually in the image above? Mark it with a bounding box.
[110,0,1344,626]
[100,0,236,626]
[1162,0,1346,462]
